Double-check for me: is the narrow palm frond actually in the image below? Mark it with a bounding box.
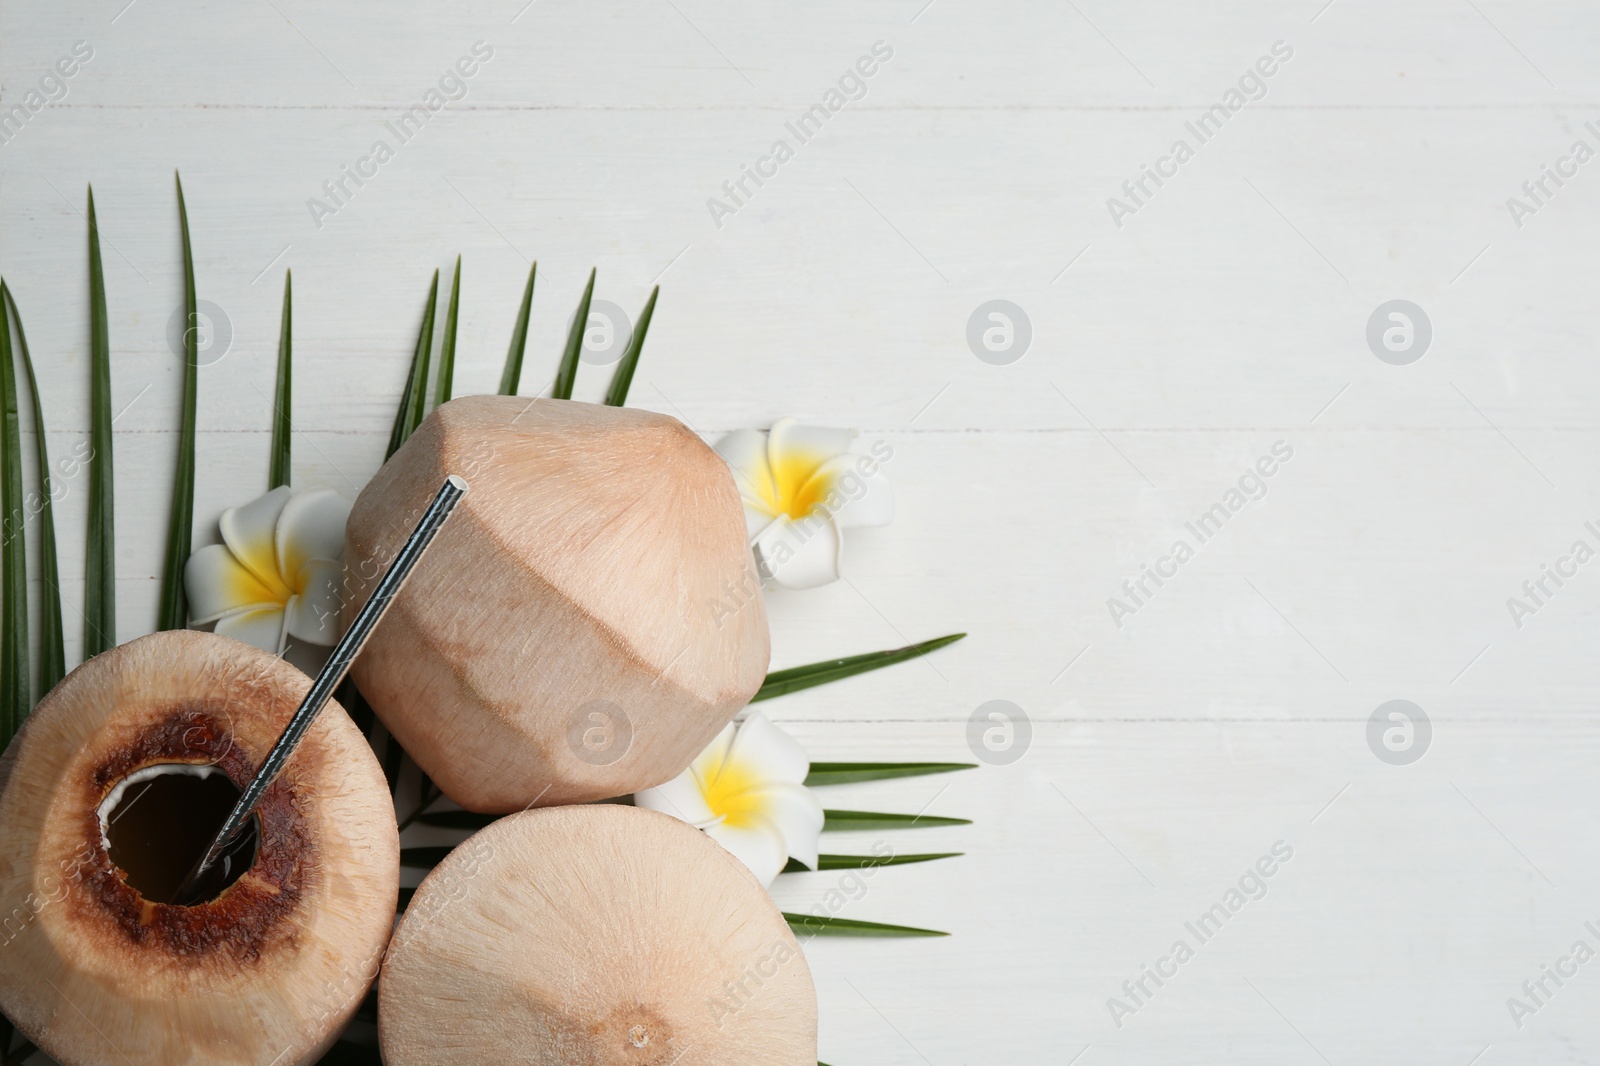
[603,286,657,407]
[269,270,292,488]
[157,172,199,631]
[498,261,536,395]
[2,284,64,694]
[551,268,595,400]
[83,186,115,656]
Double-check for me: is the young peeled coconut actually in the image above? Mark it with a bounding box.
[0,630,398,1066]
[380,804,816,1064]
[343,396,770,811]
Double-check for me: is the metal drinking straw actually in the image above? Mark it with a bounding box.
[171,474,468,906]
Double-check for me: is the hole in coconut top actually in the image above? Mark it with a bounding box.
[99,764,259,905]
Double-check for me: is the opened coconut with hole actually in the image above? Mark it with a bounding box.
[0,630,398,1066]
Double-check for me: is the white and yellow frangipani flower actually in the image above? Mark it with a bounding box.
[635,711,823,887]
[184,486,350,655]
[715,418,893,590]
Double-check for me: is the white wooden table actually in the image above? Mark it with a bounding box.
[6,1,1600,1062]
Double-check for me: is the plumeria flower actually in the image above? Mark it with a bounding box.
[184,486,350,655]
[715,418,893,590]
[636,711,823,887]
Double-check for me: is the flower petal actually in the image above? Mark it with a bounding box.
[715,429,778,515]
[184,543,282,624]
[691,719,739,783]
[767,418,856,467]
[727,711,810,785]
[804,454,894,529]
[219,487,294,599]
[751,514,842,590]
[739,502,774,540]
[276,488,350,585]
[748,781,824,871]
[214,606,288,655]
[283,559,345,645]
[704,817,789,887]
[635,772,718,828]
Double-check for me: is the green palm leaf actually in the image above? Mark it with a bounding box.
[823,809,971,831]
[805,762,976,786]
[785,852,962,873]
[753,633,965,702]
[387,270,438,459]
[498,262,536,396]
[268,270,291,489]
[603,286,657,407]
[83,186,115,657]
[783,913,948,938]
[433,256,460,407]
[550,268,594,401]
[404,271,438,439]
[3,284,65,693]
[0,293,28,745]
[157,173,199,632]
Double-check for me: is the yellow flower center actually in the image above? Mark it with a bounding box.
[761,451,833,520]
[700,759,765,829]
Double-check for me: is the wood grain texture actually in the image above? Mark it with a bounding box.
[5,0,1600,1062]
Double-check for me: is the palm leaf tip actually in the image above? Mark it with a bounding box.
[805,761,976,786]
[433,255,461,407]
[603,285,657,407]
[823,809,972,831]
[84,184,116,656]
[498,261,536,396]
[268,269,292,489]
[753,632,966,702]
[551,267,595,401]
[785,852,962,873]
[157,172,200,632]
[783,912,949,938]
[387,270,439,459]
